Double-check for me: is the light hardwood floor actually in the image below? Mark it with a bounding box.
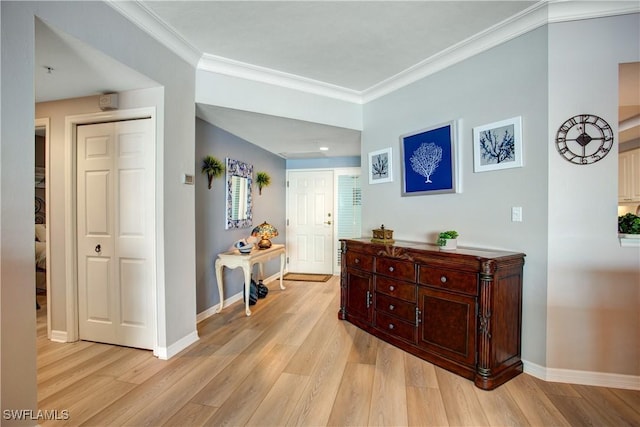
[36,277,640,426]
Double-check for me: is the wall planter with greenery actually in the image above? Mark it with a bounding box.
[255,171,271,195]
[201,155,225,189]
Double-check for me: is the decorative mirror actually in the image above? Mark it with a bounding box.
[225,158,253,229]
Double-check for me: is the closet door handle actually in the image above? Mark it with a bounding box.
[95,244,102,254]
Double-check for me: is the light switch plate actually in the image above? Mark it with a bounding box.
[183,174,194,185]
[511,206,522,222]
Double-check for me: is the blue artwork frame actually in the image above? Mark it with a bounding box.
[400,121,458,196]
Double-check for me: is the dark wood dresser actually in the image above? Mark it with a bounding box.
[338,238,525,390]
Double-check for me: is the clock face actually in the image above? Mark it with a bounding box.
[555,114,614,165]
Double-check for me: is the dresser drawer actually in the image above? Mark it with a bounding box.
[375,275,416,302]
[376,293,415,323]
[345,251,373,272]
[418,266,478,296]
[375,311,416,343]
[375,257,415,281]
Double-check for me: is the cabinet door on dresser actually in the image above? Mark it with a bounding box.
[345,268,373,323]
[343,249,374,324]
[417,287,477,367]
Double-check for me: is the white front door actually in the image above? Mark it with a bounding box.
[286,170,334,274]
[77,119,154,350]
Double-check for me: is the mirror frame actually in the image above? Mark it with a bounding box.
[225,158,253,229]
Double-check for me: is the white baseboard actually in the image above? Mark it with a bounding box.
[154,330,199,360]
[523,360,640,390]
[196,270,288,323]
[50,330,68,343]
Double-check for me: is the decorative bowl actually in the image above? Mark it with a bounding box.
[234,240,253,254]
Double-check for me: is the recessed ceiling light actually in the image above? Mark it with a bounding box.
[319,146,329,151]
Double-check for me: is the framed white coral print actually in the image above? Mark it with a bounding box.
[400,121,459,196]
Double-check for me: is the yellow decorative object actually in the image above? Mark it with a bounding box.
[371,224,394,244]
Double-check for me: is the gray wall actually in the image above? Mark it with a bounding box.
[547,14,640,375]
[195,119,286,313]
[361,27,550,366]
[1,1,196,419]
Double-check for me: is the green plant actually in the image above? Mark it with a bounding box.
[201,155,224,189]
[437,230,459,246]
[618,213,640,234]
[255,171,271,195]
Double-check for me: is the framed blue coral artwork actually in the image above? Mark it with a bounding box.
[400,121,459,196]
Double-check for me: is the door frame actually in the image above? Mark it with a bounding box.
[64,108,159,356]
[285,167,361,275]
[285,168,335,274]
[332,167,361,275]
[35,117,52,339]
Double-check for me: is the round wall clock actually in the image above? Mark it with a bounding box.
[555,114,614,165]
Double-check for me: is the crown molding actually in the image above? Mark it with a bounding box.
[197,54,363,104]
[110,0,639,105]
[105,0,202,67]
[362,1,551,102]
[547,0,640,23]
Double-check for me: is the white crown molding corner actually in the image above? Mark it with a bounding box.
[154,330,199,360]
[105,0,202,67]
[523,360,640,390]
[548,0,640,24]
[361,1,550,103]
[111,0,639,106]
[198,54,363,104]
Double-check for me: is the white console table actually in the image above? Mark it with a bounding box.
[215,244,286,316]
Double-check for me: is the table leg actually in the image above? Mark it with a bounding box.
[279,251,286,290]
[214,258,224,313]
[243,265,252,316]
[258,262,265,282]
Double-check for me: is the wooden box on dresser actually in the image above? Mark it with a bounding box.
[338,238,525,390]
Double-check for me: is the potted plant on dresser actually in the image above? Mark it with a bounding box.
[618,213,640,247]
[437,230,459,250]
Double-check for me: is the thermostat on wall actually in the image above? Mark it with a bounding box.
[99,93,119,111]
[183,174,194,185]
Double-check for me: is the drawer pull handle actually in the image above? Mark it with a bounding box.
[389,323,395,330]
[389,285,395,291]
[389,266,394,272]
[389,304,395,311]
[440,276,447,283]
[355,258,360,264]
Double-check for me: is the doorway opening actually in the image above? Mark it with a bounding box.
[35,118,51,339]
[617,62,640,217]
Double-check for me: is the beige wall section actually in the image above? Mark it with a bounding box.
[547,14,640,376]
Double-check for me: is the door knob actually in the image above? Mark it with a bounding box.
[324,220,332,225]
[95,244,101,253]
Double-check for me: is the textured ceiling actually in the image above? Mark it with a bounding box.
[143,1,535,91]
